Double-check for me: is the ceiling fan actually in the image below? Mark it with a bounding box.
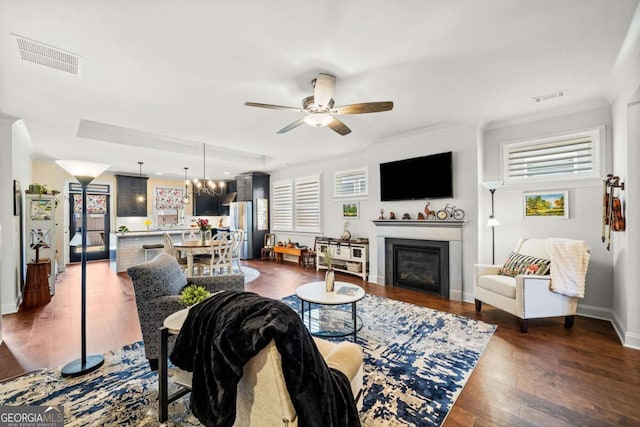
[244,73,393,136]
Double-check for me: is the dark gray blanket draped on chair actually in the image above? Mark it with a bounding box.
[170,291,360,427]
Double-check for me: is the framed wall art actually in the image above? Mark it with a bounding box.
[523,190,569,218]
[342,202,359,219]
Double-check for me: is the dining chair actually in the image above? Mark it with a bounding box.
[194,232,233,275]
[163,233,189,273]
[181,229,199,242]
[230,229,245,273]
[183,229,213,257]
[302,236,321,269]
[261,233,276,261]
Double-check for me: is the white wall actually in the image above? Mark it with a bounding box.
[482,106,614,319]
[0,114,33,315]
[610,63,640,348]
[270,124,479,300]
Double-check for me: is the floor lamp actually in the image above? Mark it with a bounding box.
[56,160,110,377]
[482,181,503,264]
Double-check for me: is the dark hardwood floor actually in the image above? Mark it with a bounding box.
[2,260,639,426]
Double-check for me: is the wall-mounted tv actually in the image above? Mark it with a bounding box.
[380,151,453,201]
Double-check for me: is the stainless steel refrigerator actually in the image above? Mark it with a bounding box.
[229,201,253,259]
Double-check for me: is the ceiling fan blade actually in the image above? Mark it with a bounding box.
[245,102,303,113]
[328,117,352,136]
[332,101,394,115]
[313,73,336,109]
[277,118,306,134]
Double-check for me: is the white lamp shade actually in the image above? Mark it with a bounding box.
[304,113,333,127]
[487,217,500,227]
[56,160,109,179]
[482,180,503,190]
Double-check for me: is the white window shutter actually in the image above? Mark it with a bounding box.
[503,128,602,184]
[295,175,321,233]
[334,168,367,198]
[272,180,293,231]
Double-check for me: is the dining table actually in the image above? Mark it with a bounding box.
[173,240,217,277]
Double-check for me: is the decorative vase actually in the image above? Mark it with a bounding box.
[201,231,207,244]
[325,268,335,292]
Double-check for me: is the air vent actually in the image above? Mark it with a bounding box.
[11,33,80,75]
[532,89,567,103]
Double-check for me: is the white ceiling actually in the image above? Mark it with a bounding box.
[1,0,638,180]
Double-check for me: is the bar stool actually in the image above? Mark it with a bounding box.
[143,243,165,261]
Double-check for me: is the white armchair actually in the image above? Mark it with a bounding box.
[474,238,587,333]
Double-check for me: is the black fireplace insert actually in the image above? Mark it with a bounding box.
[385,238,449,298]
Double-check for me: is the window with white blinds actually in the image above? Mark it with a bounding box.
[271,180,293,231]
[503,128,602,183]
[334,168,367,198]
[294,175,322,233]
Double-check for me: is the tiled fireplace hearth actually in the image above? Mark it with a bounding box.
[372,220,465,301]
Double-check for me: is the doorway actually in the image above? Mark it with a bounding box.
[68,183,111,262]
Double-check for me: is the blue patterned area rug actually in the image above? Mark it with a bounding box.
[282,295,496,426]
[0,294,494,426]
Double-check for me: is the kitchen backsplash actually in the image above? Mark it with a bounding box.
[115,215,229,231]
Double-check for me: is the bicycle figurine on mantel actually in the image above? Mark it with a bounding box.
[436,204,465,220]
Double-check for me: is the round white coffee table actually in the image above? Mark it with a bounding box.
[295,281,365,342]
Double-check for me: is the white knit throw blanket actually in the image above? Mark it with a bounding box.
[546,238,590,298]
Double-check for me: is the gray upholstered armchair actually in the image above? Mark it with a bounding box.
[127,253,245,369]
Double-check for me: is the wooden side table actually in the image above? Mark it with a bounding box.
[23,260,51,307]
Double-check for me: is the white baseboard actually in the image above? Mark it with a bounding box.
[461,291,474,304]
[449,289,463,302]
[576,303,612,321]
[611,310,640,350]
[1,299,19,315]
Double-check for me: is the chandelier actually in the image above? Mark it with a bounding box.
[188,144,225,196]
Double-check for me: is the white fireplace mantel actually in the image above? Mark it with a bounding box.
[372,219,466,228]
[371,220,466,301]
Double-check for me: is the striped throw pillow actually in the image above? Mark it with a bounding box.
[498,252,551,277]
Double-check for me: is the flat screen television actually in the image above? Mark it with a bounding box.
[380,151,453,201]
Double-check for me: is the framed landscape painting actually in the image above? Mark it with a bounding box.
[342,202,359,218]
[523,191,569,218]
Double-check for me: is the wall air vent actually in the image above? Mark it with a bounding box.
[532,89,567,103]
[11,33,80,75]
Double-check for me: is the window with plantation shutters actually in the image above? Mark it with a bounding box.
[334,168,367,198]
[295,175,322,233]
[503,128,602,184]
[272,180,293,231]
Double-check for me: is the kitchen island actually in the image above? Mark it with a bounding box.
[112,229,192,273]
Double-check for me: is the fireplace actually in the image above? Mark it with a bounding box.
[385,238,449,297]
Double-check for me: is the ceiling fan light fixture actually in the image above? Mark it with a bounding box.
[304,113,333,128]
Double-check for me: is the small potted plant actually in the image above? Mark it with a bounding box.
[323,248,335,292]
[179,284,211,307]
